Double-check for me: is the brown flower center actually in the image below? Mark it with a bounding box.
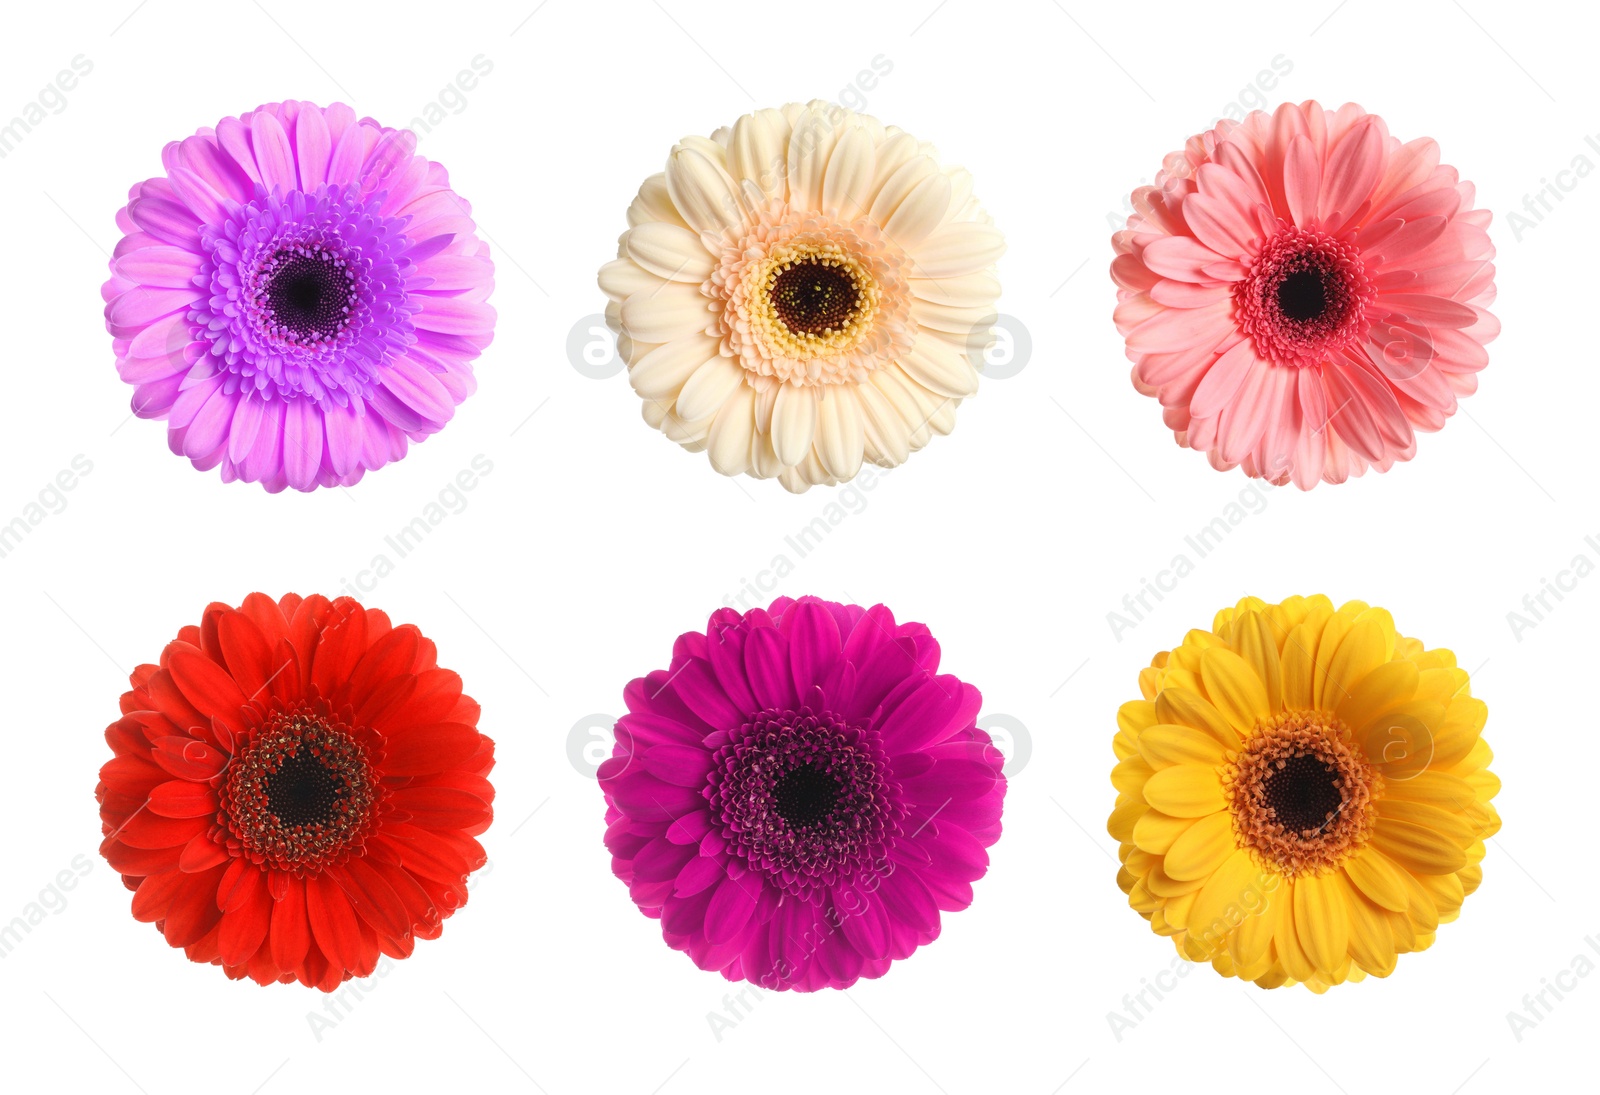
[1224,711,1379,877]
[768,258,864,336]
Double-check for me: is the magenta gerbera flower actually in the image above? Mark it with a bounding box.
[1112,100,1498,488]
[600,596,1006,991]
[102,101,495,492]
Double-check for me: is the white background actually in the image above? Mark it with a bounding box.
[0,1,1592,1091]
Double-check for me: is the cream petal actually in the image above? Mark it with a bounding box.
[814,386,866,480]
[866,131,920,205]
[666,147,744,235]
[629,334,721,401]
[619,282,711,344]
[910,221,1006,278]
[598,258,663,303]
[868,367,933,450]
[674,357,746,422]
[727,108,789,199]
[750,425,784,478]
[899,342,978,399]
[908,270,1001,309]
[771,384,818,466]
[911,299,996,335]
[882,171,953,249]
[868,154,940,225]
[822,123,876,221]
[786,105,843,212]
[625,221,714,282]
[706,384,757,476]
[626,172,688,229]
[854,382,910,467]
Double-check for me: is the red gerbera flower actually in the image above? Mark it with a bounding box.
[96,593,494,990]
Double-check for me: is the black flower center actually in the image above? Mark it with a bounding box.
[262,249,356,342]
[769,260,860,335]
[1276,269,1329,322]
[1261,752,1345,834]
[264,750,348,828]
[773,764,841,827]
[219,710,380,873]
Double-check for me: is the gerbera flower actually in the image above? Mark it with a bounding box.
[1108,595,1500,991]
[96,593,494,990]
[599,101,1005,493]
[103,101,495,492]
[600,596,1006,989]
[1111,101,1498,487]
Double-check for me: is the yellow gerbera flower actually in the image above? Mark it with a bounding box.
[1107,595,1500,992]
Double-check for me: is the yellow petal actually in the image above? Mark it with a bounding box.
[1310,611,1355,711]
[1142,765,1227,818]
[1377,799,1479,845]
[1164,810,1238,881]
[1137,724,1228,768]
[1145,861,1207,897]
[1233,610,1283,715]
[1110,755,1154,796]
[1293,872,1351,974]
[1133,809,1195,855]
[1430,697,1488,769]
[1344,884,1398,977]
[1342,849,1409,913]
[1185,849,1265,958]
[1107,798,1146,843]
[1154,687,1240,749]
[1320,614,1388,710]
[1372,819,1468,875]
[1229,891,1282,973]
[1117,699,1159,737]
[1279,621,1320,712]
[1200,647,1271,731]
[1273,881,1317,983]
[1336,658,1418,731]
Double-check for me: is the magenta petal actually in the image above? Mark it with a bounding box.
[703,876,760,945]
[743,626,797,710]
[785,599,841,697]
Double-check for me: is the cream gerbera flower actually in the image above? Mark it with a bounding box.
[599,101,1005,492]
[1108,595,1500,992]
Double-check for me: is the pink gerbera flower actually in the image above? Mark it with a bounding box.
[599,596,1006,991]
[102,101,495,492]
[1111,101,1498,488]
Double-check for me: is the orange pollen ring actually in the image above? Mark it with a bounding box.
[1223,711,1380,877]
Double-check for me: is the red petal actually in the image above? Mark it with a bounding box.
[161,865,226,946]
[178,834,231,872]
[368,824,470,883]
[115,811,206,849]
[167,644,249,718]
[382,722,483,777]
[332,858,412,940]
[130,870,186,922]
[147,779,217,818]
[341,625,418,709]
[269,874,310,972]
[150,736,227,780]
[217,610,276,702]
[218,873,273,966]
[311,599,367,698]
[305,870,364,973]
[388,786,491,829]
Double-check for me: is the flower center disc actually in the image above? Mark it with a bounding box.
[1236,226,1374,368]
[768,259,862,336]
[259,247,356,344]
[706,707,899,899]
[1225,711,1379,876]
[220,709,380,874]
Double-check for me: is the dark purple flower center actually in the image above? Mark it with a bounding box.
[706,707,901,901]
[256,245,357,345]
[1236,225,1374,367]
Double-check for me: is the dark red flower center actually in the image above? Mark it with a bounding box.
[254,243,358,345]
[219,708,381,874]
[1236,225,1374,367]
[706,707,901,900]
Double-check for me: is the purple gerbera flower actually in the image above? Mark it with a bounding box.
[600,596,1006,991]
[102,100,495,492]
